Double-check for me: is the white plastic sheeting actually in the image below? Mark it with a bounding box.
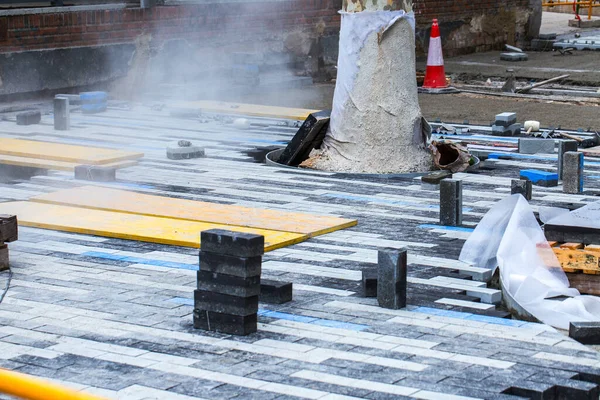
[459,194,600,330]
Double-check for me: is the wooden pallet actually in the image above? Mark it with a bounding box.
[547,241,600,274]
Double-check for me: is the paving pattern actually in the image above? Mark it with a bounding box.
[1,103,600,399]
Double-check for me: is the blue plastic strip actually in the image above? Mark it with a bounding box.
[81,251,198,270]
[418,224,474,233]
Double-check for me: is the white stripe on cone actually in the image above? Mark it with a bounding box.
[426,37,444,67]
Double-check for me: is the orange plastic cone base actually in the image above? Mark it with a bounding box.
[423,65,447,89]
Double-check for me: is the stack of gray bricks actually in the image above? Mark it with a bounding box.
[558,140,579,180]
[194,229,263,336]
[492,112,521,136]
[0,215,18,272]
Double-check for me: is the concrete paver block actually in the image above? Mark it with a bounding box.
[377,249,407,310]
[563,151,584,194]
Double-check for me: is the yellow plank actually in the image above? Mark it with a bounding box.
[169,100,319,121]
[560,242,584,249]
[553,247,600,273]
[0,138,144,165]
[31,186,357,237]
[0,155,138,171]
[0,202,307,252]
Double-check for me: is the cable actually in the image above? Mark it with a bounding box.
[0,268,12,305]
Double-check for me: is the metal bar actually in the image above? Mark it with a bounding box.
[0,368,107,400]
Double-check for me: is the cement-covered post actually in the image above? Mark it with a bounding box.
[302,0,432,173]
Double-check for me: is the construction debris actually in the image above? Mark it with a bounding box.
[516,74,570,94]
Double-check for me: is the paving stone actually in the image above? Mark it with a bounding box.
[200,251,262,278]
[503,380,556,400]
[0,244,8,271]
[166,141,206,160]
[421,170,452,184]
[260,279,292,304]
[520,169,558,187]
[16,110,41,126]
[495,112,518,127]
[53,96,70,130]
[197,270,261,297]
[194,289,258,316]
[74,165,117,182]
[362,268,377,298]
[518,138,555,154]
[440,179,462,226]
[377,249,407,309]
[0,214,18,243]
[562,151,584,194]
[511,179,533,200]
[500,52,529,61]
[193,309,257,335]
[558,140,579,179]
[278,110,330,166]
[201,229,265,258]
[570,321,600,344]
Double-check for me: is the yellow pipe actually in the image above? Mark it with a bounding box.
[0,368,108,400]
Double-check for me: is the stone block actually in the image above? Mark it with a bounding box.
[520,170,558,187]
[492,123,521,137]
[199,251,261,278]
[570,321,600,344]
[511,179,532,201]
[194,289,258,316]
[200,229,264,258]
[362,269,377,298]
[0,244,8,271]
[500,52,529,61]
[494,112,517,127]
[518,138,555,154]
[16,110,41,126]
[554,379,599,399]
[538,33,557,40]
[558,140,578,179]
[421,170,452,184]
[278,110,330,166]
[196,270,261,297]
[0,214,18,243]
[440,179,462,226]
[260,279,292,304]
[166,141,205,160]
[377,249,407,310]
[193,309,257,336]
[53,97,70,131]
[531,39,556,51]
[563,151,584,194]
[55,94,81,105]
[74,165,116,182]
[503,381,556,399]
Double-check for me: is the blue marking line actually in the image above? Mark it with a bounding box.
[322,193,472,212]
[488,152,556,161]
[413,307,528,327]
[418,224,474,233]
[520,169,558,183]
[81,251,198,270]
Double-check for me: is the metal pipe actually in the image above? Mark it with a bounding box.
[0,368,107,400]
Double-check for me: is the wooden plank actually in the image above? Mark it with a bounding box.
[0,138,143,165]
[552,248,600,273]
[547,241,558,247]
[0,202,307,252]
[169,100,319,121]
[31,186,357,237]
[585,245,600,253]
[0,154,138,171]
[560,242,584,249]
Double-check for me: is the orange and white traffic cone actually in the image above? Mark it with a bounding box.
[422,19,447,89]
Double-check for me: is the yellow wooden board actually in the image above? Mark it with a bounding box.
[31,186,357,237]
[169,100,319,121]
[0,154,138,171]
[0,138,144,165]
[0,202,307,252]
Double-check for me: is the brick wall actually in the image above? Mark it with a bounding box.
[0,0,535,54]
